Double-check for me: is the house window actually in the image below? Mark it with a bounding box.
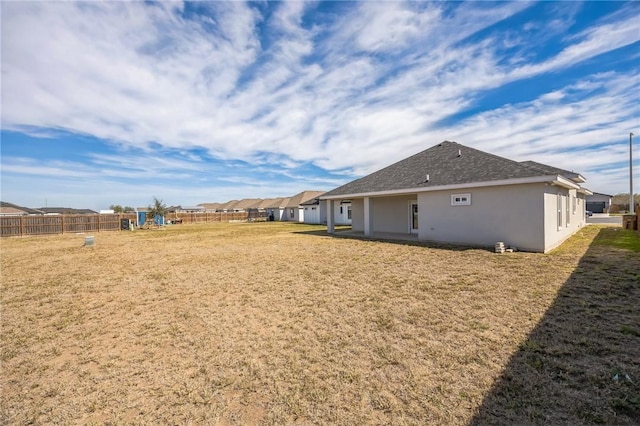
[557,193,562,230]
[565,195,570,227]
[347,206,352,220]
[572,195,576,214]
[290,208,295,218]
[451,193,471,206]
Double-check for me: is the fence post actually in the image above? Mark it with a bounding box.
[20,216,25,237]
[61,215,65,234]
[98,214,101,232]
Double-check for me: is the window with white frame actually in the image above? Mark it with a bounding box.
[290,208,294,218]
[565,194,570,226]
[572,195,576,214]
[557,193,562,230]
[451,193,471,206]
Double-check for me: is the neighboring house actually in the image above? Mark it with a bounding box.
[218,200,240,212]
[39,207,98,215]
[320,141,592,253]
[167,205,206,213]
[198,202,222,212]
[255,198,277,212]
[265,198,289,221]
[231,199,263,212]
[586,192,612,213]
[302,196,352,225]
[0,201,43,216]
[282,191,326,223]
[301,197,326,224]
[333,200,352,225]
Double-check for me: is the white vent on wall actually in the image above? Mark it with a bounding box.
[451,193,471,206]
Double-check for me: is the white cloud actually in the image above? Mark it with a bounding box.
[446,71,639,187]
[1,0,638,205]
[511,11,640,79]
[350,2,441,52]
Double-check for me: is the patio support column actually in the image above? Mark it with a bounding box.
[327,199,335,234]
[364,197,372,237]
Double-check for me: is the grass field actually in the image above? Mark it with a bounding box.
[1,223,638,424]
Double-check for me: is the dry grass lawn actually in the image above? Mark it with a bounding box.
[1,222,638,424]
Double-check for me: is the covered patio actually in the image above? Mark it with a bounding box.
[325,196,418,240]
[332,228,419,243]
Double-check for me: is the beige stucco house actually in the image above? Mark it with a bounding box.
[321,141,592,253]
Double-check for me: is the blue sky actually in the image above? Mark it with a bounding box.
[1,1,638,210]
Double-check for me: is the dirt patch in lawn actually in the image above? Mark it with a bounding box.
[1,223,637,424]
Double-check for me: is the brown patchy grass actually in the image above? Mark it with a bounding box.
[0,223,637,424]
[472,226,640,425]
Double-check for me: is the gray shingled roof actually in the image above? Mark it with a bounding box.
[519,161,584,182]
[39,207,98,214]
[0,201,43,215]
[323,141,582,197]
[232,198,263,210]
[198,202,222,210]
[284,191,326,208]
[300,197,321,206]
[264,197,288,208]
[218,200,239,211]
[255,198,278,209]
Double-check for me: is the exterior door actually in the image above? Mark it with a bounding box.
[409,202,418,234]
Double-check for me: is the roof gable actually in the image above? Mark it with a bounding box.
[323,141,584,197]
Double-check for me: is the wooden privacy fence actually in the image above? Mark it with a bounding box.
[166,212,254,224]
[1,212,251,237]
[1,214,135,237]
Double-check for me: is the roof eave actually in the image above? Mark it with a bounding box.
[320,175,579,200]
[552,175,582,190]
